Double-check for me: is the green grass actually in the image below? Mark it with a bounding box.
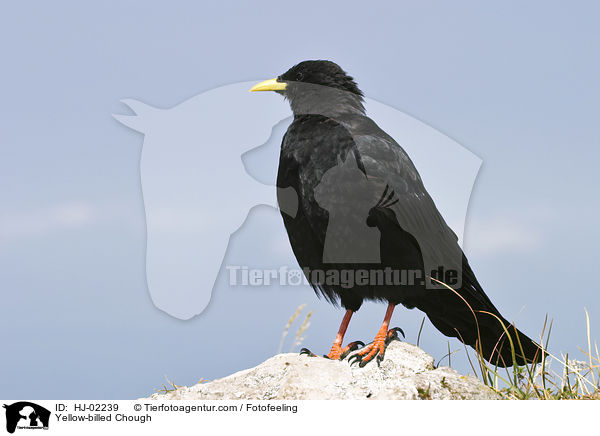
[470,311,599,400]
[430,278,599,399]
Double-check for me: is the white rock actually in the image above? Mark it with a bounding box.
[147,341,500,400]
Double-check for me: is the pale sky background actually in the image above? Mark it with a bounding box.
[1,1,599,398]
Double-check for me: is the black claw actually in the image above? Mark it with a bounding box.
[391,327,405,338]
[348,353,362,366]
[350,348,381,367]
[386,327,405,344]
[346,329,405,368]
[348,341,365,351]
[340,341,365,360]
[300,348,317,357]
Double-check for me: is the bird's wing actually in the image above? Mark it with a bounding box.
[352,116,464,282]
[278,113,492,307]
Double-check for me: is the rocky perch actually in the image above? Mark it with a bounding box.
[148,341,500,400]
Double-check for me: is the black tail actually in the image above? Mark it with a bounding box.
[419,256,545,367]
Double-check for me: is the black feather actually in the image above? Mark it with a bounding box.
[275,60,544,367]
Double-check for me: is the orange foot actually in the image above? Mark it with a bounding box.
[348,327,404,367]
[300,341,364,360]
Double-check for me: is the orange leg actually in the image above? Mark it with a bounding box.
[325,309,365,360]
[300,309,364,360]
[349,303,404,367]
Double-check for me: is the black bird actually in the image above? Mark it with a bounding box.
[250,60,543,367]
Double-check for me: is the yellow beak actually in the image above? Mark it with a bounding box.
[249,78,287,92]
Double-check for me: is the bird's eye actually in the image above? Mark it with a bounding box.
[296,72,304,81]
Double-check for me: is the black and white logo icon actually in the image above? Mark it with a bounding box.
[3,402,50,434]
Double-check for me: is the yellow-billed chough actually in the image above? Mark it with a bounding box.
[250,60,544,367]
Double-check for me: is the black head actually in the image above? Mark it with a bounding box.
[279,60,363,96]
[250,60,365,116]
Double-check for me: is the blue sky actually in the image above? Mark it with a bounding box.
[1,1,599,398]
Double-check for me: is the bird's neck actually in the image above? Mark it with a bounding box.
[287,84,366,118]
